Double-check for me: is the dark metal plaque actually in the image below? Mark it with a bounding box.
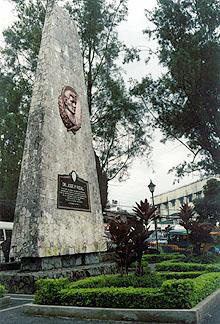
[57,171,90,212]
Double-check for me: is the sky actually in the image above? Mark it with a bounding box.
[0,0,200,210]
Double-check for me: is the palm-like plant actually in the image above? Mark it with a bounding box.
[179,203,213,255]
[132,199,157,275]
[108,199,157,275]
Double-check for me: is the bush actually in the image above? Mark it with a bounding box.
[156,261,220,272]
[162,272,220,308]
[142,253,184,263]
[59,287,164,309]
[0,284,6,297]
[183,255,220,264]
[34,278,69,305]
[69,273,163,289]
[160,271,207,280]
[34,272,220,309]
[129,261,151,272]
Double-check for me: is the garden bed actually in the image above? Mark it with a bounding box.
[24,287,220,323]
[34,271,220,309]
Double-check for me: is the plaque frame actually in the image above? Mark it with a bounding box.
[57,171,91,212]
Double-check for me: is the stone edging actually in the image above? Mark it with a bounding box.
[22,288,220,324]
[0,296,11,308]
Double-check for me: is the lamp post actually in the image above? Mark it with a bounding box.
[148,180,159,253]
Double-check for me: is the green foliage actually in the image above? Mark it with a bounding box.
[160,271,207,280]
[66,0,151,182]
[108,199,157,275]
[0,284,6,297]
[133,0,220,177]
[34,278,69,305]
[0,0,151,218]
[183,254,220,264]
[69,273,163,289]
[34,272,220,309]
[142,253,183,263]
[156,261,220,272]
[179,203,213,255]
[58,287,163,308]
[0,0,46,219]
[162,272,220,308]
[194,179,220,224]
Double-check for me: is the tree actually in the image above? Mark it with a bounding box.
[194,178,220,225]
[0,0,151,218]
[133,0,220,178]
[0,0,46,220]
[66,0,151,182]
[179,203,213,255]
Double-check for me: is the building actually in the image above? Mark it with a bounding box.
[154,176,220,220]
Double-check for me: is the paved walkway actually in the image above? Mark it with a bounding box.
[0,294,220,323]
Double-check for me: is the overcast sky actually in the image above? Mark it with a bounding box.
[0,0,200,210]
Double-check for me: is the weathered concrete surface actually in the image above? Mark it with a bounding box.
[10,5,106,260]
[22,305,196,323]
[22,288,220,323]
[0,262,117,294]
[194,288,220,324]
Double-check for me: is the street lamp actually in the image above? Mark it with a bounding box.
[148,180,159,253]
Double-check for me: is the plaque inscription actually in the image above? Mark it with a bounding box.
[57,171,90,212]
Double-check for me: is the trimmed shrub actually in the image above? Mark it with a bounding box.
[162,272,220,308]
[156,261,220,272]
[59,287,164,309]
[160,271,207,280]
[35,278,69,305]
[34,272,220,309]
[142,253,184,263]
[69,273,163,289]
[183,255,220,264]
[129,261,151,272]
[0,284,6,297]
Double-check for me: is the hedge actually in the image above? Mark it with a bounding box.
[0,284,6,298]
[156,261,220,272]
[59,287,163,309]
[162,272,220,308]
[35,278,69,305]
[34,272,220,309]
[129,261,151,272]
[69,273,163,289]
[160,271,207,280]
[142,253,184,263]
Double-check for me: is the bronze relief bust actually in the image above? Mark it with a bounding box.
[58,86,82,133]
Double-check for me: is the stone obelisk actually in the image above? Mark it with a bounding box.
[10,5,106,270]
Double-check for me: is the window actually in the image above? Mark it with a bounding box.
[179,197,184,205]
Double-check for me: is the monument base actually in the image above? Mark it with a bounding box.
[0,252,116,294]
[21,252,104,272]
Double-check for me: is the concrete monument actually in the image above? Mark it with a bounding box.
[10,4,107,270]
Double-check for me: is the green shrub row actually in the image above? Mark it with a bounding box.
[160,271,207,280]
[59,287,163,309]
[129,261,151,272]
[142,253,184,263]
[69,273,163,289]
[156,261,220,272]
[35,278,69,305]
[162,272,220,308]
[183,255,220,264]
[34,272,220,309]
[0,284,6,298]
